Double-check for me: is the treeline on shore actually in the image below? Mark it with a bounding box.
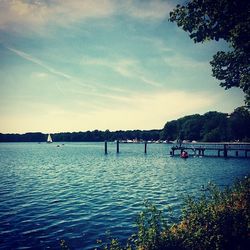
[162,107,250,142]
[0,130,161,143]
[1,107,250,142]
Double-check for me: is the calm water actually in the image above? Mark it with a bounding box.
[0,142,249,249]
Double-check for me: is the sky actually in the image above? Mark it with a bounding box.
[0,0,245,134]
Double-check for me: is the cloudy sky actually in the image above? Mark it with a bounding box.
[0,0,244,133]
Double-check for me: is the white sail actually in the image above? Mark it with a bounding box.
[47,134,53,143]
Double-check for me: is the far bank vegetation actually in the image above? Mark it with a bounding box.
[0,107,250,143]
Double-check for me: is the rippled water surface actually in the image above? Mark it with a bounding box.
[0,142,249,249]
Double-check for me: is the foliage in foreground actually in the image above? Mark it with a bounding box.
[100,177,250,250]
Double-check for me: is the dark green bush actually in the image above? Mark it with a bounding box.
[100,177,249,250]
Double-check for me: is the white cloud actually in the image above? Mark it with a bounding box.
[0,0,49,30]
[6,46,146,99]
[81,57,136,78]
[163,54,209,70]
[81,56,162,86]
[31,72,48,78]
[122,0,173,20]
[0,0,115,31]
[52,0,116,24]
[0,0,173,32]
[6,46,103,92]
[138,37,173,53]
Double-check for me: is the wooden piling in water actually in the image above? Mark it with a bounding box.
[202,149,205,156]
[105,141,108,154]
[117,140,119,153]
[144,141,147,154]
[223,144,228,157]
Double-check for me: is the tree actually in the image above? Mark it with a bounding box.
[169,0,250,106]
[161,120,178,141]
[201,111,228,141]
[181,115,203,141]
[228,107,250,141]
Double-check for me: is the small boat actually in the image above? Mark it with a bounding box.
[181,151,188,158]
[47,134,53,143]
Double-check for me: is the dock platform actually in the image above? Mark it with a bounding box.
[171,143,250,158]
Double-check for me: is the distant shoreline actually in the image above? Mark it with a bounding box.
[0,129,161,143]
[1,109,249,143]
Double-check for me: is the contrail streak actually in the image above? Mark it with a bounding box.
[7,47,72,80]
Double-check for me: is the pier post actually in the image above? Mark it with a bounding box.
[235,151,238,157]
[144,141,147,154]
[105,141,108,154]
[223,144,228,157]
[170,147,174,156]
[196,149,199,156]
[116,140,119,153]
[202,149,205,156]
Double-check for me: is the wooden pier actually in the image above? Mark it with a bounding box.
[104,141,250,158]
[171,143,250,158]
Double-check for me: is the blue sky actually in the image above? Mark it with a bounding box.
[0,0,244,133]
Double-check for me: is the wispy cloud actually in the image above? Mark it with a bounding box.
[7,46,145,101]
[6,46,104,97]
[0,0,115,32]
[0,0,173,32]
[135,36,173,53]
[7,47,73,80]
[122,0,173,20]
[163,54,209,70]
[31,72,49,78]
[81,56,162,87]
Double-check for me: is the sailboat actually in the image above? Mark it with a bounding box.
[47,134,53,143]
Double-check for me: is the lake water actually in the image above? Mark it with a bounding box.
[0,142,249,249]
